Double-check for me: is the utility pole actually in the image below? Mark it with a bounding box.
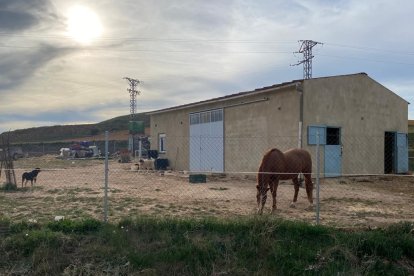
[124,77,141,156]
[292,40,323,79]
[124,77,140,119]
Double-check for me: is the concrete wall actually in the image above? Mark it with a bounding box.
[151,73,408,175]
[224,86,300,172]
[302,74,408,175]
[150,84,300,172]
[150,109,190,171]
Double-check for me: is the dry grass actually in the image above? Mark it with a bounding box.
[1,156,414,228]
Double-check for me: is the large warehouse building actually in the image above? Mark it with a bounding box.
[148,73,409,176]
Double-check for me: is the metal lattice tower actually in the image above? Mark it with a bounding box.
[124,77,140,119]
[292,40,323,79]
[0,132,17,187]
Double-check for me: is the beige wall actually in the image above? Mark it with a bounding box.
[150,85,300,172]
[151,74,408,175]
[151,109,190,171]
[302,74,408,175]
[224,86,300,172]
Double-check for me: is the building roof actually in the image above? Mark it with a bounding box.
[147,79,301,115]
[147,72,406,115]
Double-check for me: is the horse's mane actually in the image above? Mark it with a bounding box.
[264,148,277,157]
[261,148,282,163]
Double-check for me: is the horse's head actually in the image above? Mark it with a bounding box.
[256,184,270,202]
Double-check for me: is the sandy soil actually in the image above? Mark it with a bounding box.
[1,156,414,228]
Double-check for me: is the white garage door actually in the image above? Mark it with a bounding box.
[189,109,224,172]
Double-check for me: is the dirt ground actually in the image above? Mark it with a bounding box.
[1,156,414,228]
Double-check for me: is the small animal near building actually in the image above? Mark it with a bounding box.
[148,73,409,176]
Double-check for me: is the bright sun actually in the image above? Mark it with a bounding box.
[67,5,103,45]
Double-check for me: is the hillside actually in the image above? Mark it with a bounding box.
[0,113,150,144]
[2,115,413,148]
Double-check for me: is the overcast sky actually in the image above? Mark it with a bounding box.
[0,0,413,134]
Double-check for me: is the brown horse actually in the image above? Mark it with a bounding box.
[256,148,313,214]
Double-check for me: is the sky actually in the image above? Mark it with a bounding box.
[0,0,413,134]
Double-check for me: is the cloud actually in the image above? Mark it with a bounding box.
[0,0,59,31]
[0,0,69,92]
[0,10,37,31]
[1,0,414,134]
[0,99,129,132]
[0,44,72,91]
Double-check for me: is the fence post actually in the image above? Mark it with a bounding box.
[104,131,109,223]
[316,131,320,224]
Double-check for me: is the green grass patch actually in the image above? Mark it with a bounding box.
[0,182,19,192]
[0,216,413,275]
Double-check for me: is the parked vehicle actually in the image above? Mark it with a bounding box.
[59,142,101,158]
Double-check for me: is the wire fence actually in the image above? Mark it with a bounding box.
[1,132,413,228]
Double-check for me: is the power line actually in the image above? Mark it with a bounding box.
[1,31,413,55]
[324,42,414,56]
[0,44,293,54]
[0,32,296,43]
[319,54,414,66]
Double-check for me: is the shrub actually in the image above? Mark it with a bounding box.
[47,218,102,234]
[0,182,18,191]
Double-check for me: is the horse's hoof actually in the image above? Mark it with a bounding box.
[290,202,296,208]
[306,204,314,211]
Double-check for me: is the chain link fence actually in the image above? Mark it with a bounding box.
[1,132,413,228]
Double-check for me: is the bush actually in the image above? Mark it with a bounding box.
[47,218,102,234]
[0,182,17,191]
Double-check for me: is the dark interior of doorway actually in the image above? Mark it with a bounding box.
[326,127,340,145]
[384,132,395,174]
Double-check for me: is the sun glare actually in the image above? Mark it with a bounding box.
[67,5,103,45]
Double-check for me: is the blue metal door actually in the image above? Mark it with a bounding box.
[396,132,408,173]
[324,145,342,177]
[308,125,342,177]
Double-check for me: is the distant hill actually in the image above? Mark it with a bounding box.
[1,113,149,144]
[409,120,414,133]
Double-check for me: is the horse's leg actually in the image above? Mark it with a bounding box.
[257,171,270,215]
[271,179,279,213]
[304,173,314,207]
[290,176,300,208]
[258,186,269,215]
[256,185,262,214]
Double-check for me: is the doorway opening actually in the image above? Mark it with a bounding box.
[384,132,395,174]
[326,127,340,145]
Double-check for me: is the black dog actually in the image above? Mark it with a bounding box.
[22,168,41,188]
